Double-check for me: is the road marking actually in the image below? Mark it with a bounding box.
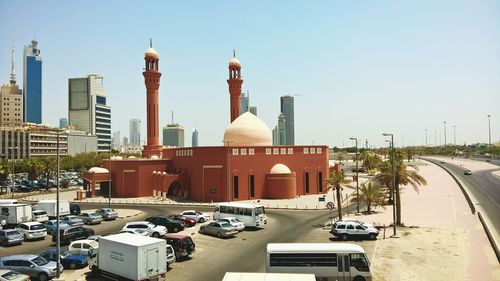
[445,179,458,226]
[371,237,379,264]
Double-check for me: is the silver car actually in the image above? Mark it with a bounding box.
[95,208,118,220]
[198,221,238,238]
[79,213,103,225]
[0,229,23,246]
[61,215,84,227]
[15,222,47,241]
[0,255,62,281]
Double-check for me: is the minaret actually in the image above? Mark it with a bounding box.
[10,32,16,85]
[142,40,163,158]
[227,50,243,123]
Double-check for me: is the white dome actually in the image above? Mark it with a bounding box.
[229,57,240,67]
[145,47,159,58]
[223,112,272,146]
[270,164,292,174]
[88,167,109,174]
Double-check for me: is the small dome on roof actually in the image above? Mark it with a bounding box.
[223,112,272,146]
[88,167,109,173]
[270,164,292,174]
[145,48,159,59]
[229,57,240,68]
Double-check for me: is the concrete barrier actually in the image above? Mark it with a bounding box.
[478,211,500,263]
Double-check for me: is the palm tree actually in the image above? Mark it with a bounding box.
[0,163,11,194]
[23,158,42,181]
[374,151,427,225]
[40,157,56,191]
[350,182,386,213]
[325,171,350,220]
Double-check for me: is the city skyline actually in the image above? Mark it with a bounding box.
[1,1,499,147]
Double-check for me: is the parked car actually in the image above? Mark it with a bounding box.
[15,222,47,241]
[179,210,210,223]
[79,213,103,225]
[119,229,149,236]
[69,239,99,256]
[0,269,30,281]
[464,169,472,175]
[43,220,70,235]
[69,204,81,215]
[199,221,238,238]
[146,216,185,233]
[0,229,23,246]
[87,235,102,242]
[0,254,61,281]
[163,234,196,260]
[52,226,95,245]
[32,210,49,223]
[166,244,175,268]
[95,208,118,221]
[39,248,89,269]
[218,217,245,231]
[334,218,375,229]
[61,215,84,227]
[168,214,196,227]
[121,221,167,238]
[330,220,379,240]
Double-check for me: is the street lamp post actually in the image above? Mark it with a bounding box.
[453,125,456,146]
[488,115,492,158]
[349,137,360,214]
[425,129,428,147]
[108,145,112,209]
[55,133,61,279]
[9,147,18,199]
[443,121,447,147]
[382,133,397,236]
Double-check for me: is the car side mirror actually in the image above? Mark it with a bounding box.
[30,264,36,268]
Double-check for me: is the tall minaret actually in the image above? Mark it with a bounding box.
[142,40,163,158]
[10,31,16,85]
[227,50,243,123]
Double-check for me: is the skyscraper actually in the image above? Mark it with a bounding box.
[192,128,199,147]
[240,92,249,115]
[59,118,68,128]
[112,131,121,148]
[68,74,111,152]
[163,123,184,147]
[280,95,294,145]
[0,36,23,127]
[23,39,42,124]
[129,119,141,146]
[123,136,129,146]
[249,106,257,116]
[277,113,286,145]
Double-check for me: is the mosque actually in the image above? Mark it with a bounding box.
[83,45,329,202]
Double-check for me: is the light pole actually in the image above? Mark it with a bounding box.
[55,133,61,279]
[488,115,492,158]
[349,137,360,214]
[425,129,428,147]
[9,147,18,199]
[453,125,456,146]
[443,121,447,147]
[222,140,234,202]
[382,133,397,236]
[108,145,112,209]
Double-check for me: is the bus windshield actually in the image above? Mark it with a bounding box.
[350,253,370,272]
[255,206,265,216]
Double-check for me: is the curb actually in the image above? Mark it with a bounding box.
[423,158,500,263]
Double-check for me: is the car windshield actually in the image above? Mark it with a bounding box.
[221,222,232,228]
[167,247,173,254]
[6,230,20,236]
[31,256,49,266]
[31,224,45,230]
[91,213,100,217]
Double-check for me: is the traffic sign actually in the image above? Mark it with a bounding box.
[326,202,335,210]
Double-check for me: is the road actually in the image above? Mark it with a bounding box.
[424,158,500,235]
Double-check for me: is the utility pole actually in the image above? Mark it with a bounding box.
[425,129,428,147]
[349,137,359,214]
[444,121,447,147]
[453,125,456,146]
[488,115,492,158]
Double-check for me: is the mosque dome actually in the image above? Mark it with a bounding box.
[229,57,241,68]
[223,112,272,146]
[88,167,109,173]
[270,164,292,174]
[145,47,159,59]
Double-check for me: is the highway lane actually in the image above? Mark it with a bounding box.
[425,158,500,234]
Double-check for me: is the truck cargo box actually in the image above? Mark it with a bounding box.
[36,200,70,217]
[0,204,33,224]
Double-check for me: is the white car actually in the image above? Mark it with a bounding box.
[180,210,210,223]
[32,210,49,223]
[121,221,167,238]
[15,222,47,241]
[336,218,374,228]
[119,229,149,236]
[219,217,245,231]
[69,239,99,256]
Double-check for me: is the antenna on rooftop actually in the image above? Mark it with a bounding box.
[171,110,174,125]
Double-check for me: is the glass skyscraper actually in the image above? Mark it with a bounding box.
[23,40,42,124]
[280,95,294,145]
[192,128,199,147]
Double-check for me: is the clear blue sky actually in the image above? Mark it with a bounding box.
[1,0,499,148]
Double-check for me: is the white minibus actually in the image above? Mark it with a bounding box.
[213,202,268,227]
[266,243,372,281]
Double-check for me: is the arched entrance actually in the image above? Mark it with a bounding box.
[167,181,183,196]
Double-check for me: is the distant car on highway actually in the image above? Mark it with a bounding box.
[199,221,238,238]
[464,169,472,175]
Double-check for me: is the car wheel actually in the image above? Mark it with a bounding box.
[199,218,205,223]
[217,232,222,238]
[152,232,160,238]
[199,228,205,234]
[24,234,28,241]
[38,273,49,281]
[341,234,348,241]
[353,276,366,281]
[369,233,376,240]
[69,262,77,269]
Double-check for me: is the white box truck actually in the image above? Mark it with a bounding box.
[36,200,70,218]
[0,204,33,225]
[90,233,167,281]
[223,272,316,281]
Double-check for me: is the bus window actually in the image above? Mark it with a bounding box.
[255,207,265,216]
[350,253,370,272]
[214,206,219,212]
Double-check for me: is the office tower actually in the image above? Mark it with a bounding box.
[112,131,121,148]
[129,119,141,146]
[192,128,199,147]
[23,39,42,124]
[163,123,184,147]
[240,92,249,115]
[123,136,129,146]
[59,118,68,128]
[272,126,278,145]
[249,106,257,116]
[0,37,23,127]
[280,95,294,145]
[277,113,286,145]
[68,74,111,152]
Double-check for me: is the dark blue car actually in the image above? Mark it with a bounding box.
[39,249,89,269]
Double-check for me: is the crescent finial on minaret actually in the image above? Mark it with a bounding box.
[150,38,153,48]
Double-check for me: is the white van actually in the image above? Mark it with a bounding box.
[32,210,49,223]
[267,243,372,281]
